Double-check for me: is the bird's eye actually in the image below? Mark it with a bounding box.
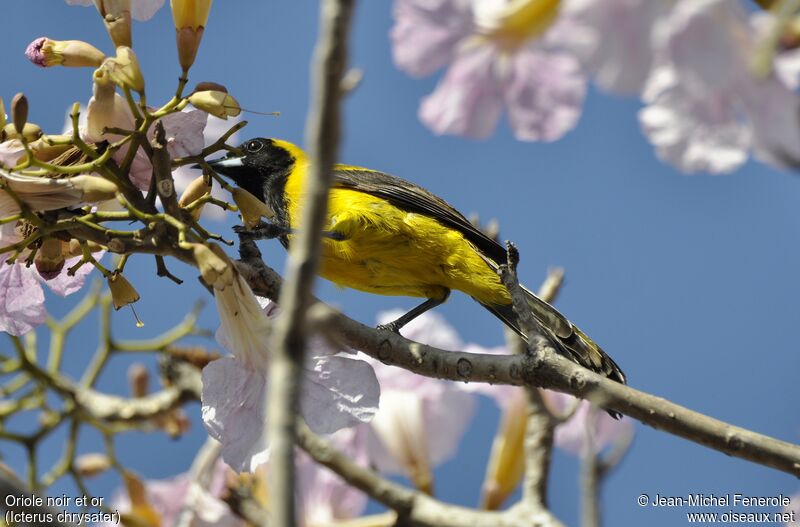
[246,140,264,153]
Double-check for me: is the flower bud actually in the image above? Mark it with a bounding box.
[70,175,119,202]
[128,363,149,397]
[0,97,5,129]
[171,0,213,71]
[35,238,66,281]
[193,81,227,93]
[158,409,191,438]
[480,389,527,510]
[74,453,111,478]
[86,74,135,141]
[11,93,28,136]
[178,175,211,220]
[193,242,233,290]
[231,187,274,228]
[28,136,73,162]
[101,46,145,93]
[25,37,106,68]
[187,90,240,119]
[2,122,43,142]
[108,271,140,310]
[95,0,132,48]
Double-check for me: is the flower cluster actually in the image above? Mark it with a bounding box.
[392,0,800,174]
[0,0,248,333]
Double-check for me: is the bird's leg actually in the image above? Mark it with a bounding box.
[233,221,290,240]
[377,290,451,333]
[233,223,345,240]
[233,222,349,241]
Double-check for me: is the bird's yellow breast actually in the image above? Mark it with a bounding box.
[282,159,510,305]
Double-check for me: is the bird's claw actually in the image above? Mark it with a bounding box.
[232,221,287,240]
[376,322,401,334]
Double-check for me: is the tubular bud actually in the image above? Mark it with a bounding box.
[70,175,119,202]
[2,122,43,142]
[231,187,274,227]
[171,0,213,71]
[193,242,233,290]
[29,136,73,162]
[193,81,227,93]
[0,97,5,129]
[178,175,212,220]
[480,390,527,510]
[101,46,145,93]
[94,0,133,48]
[187,90,240,119]
[108,271,140,310]
[127,363,150,397]
[86,72,135,141]
[11,93,28,136]
[25,37,106,68]
[74,453,112,478]
[35,238,66,281]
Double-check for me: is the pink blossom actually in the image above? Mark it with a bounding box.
[65,0,166,21]
[0,224,98,336]
[461,343,633,457]
[0,140,25,169]
[172,113,243,220]
[542,389,634,456]
[295,428,369,525]
[638,0,800,173]
[393,0,587,141]
[361,310,476,491]
[98,460,241,527]
[562,0,669,94]
[77,86,209,190]
[203,286,380,473]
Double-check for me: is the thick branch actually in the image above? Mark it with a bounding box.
[265,1,355,526]
[296,422,557,527]
[235,256,800,476]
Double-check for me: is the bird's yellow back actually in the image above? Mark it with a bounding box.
[277,141,510,305]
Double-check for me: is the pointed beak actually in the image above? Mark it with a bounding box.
[197,156,245,175]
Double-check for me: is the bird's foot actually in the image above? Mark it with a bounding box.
[233,221,288,240]
[376,321,402,334]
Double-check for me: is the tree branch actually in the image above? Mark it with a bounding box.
[235,254,800,477]
[265,1,355,526]
[296,421,560,527]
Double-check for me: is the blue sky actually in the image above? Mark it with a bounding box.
[2,2,799,526]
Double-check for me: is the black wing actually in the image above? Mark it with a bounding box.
[332,166,507,263]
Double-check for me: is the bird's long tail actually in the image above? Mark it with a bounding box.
[479,286,626,386]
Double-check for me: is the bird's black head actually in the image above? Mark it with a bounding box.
[206,137,298,203]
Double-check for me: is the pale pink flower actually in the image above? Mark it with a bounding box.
[65,0,166,21]
[562,0,669,94]
[172,113,243,220]
[542,389,634,456]
[295,427,369,526]
[393,0,586,141]
[639,0,800,173]
[0,140,25,169]
[462,344,633,456]
[76,86,208,190]
[0,223,99,336]
[98,460,241,527]
[203,283,380,473]
[361,310,476,492]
